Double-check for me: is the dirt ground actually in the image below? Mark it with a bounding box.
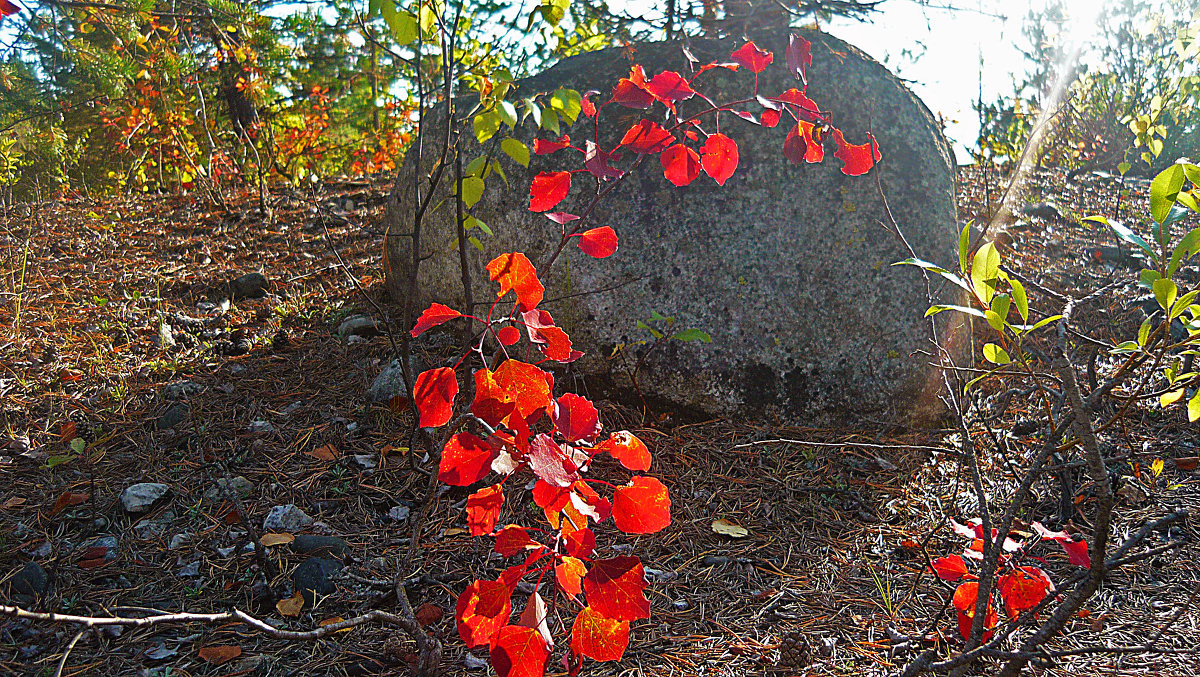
[2,165,1200,676]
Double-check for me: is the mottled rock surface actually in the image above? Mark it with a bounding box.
[384,30,959,424]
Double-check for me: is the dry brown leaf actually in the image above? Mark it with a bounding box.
[198,645,242,665]
[277,591,305,617]
[1,496,26,510]
[1174,457,1198,471]
[306,444,340,461]
[59,421,77,442]
[711,518,750,538]
[49,491,89,516]
[259,532,295,547]
[444,528,468,537]
[415,603,444,627]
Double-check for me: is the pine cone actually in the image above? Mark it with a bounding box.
[777,631,810,668]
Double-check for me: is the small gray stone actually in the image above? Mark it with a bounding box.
[86,535,119,562]
[463,653,489,670]
[155,322,176,349]
[368,360,409,403]
[168,533,191,550]
[121,483,170,514]
[247,420,275,434]
[177,560,201,578]
[293,557,343,605]
[133,511,175,539]
[162,380,204,400]
[337,315,379,340]
[352,454,377,469]
[26,541,53,559]
[387,505,411,522]
[346,334,368,345]
[157,404,188,430]
[262,504,313,532]
[7,562,48,602]
[204,476,254,504]
[228,272,269,300]
[289,534,350,558]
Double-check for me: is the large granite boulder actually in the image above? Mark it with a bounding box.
[383,29,959,424]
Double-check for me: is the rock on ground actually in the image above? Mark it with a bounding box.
[120,483,170,514]
[383,29,960,425]
[262,504,313,532]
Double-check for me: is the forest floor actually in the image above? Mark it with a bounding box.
[2,165,1200,677]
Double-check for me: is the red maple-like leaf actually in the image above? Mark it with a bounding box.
[583,556,650,621]
[611,65,655,109]
[518,310,575,361]
[490,625,550,677]
[1032,522,1091,567]
[497,326,521,346]
[411,302,464,337]
[533,135,571,155]
[612,476,671,534]
[577,226,618,258]
[414,367,457,428]
[495,525,538,556]
[466,484,505,536]
[564,527,596,559]
[529,171,571,212]
[584,140,625,181]
[997,566,1053,620]
[0,0,18,19]
[786,34,812,83]
[619,120,675,154]
[552,393,602,443]
[831,128,881,176]
[930,554,971,582]
[439,432,496,486]
[493,359,553,419]
[761,109,781,128]
[596,431,651,471]
[556,556,587,596]
[570,607,630,662]
[730,41,773,74]
[581,90,599,118]
[571,482,612,523]
[486,252,544,311]
[529,434,580,488]
[700,133,738,186]
[777,88,823,119]
[456,579,513,648]
[646,70,695,108]
[952,581,998,642]
[472,368,516,428]
[660,144,700,187]
[784,122,824,164]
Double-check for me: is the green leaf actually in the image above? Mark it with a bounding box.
[69,437,86,454]
[1184,163,1200,187]
[1154,278,1178,311]
[984,309,1005,332]
[497,100,518,128]
[1151,164,1186,224]
[1140,267,1163,289]
[523,98,542,127]
[378,2,417,44]
[958,222,971,276]
[1190,389,1200,422]
[549,88,582,125]
[1084,215,1157,262]
[501,138,529,167]
[925,304,987,319]
[468,236,484,251]
[1171,290,1199,320]
[460,176,484,207]
[1111,340,1140,354]
[983,343,1011,364]
[990,293,1011,324]
[540,108,560,135]
[670,328,712,343]
[1117,161,1131,176]
[893,258,971,292]
[1012,315,1062,333]
[419,3,437,37]
[649,310,670,323]
[474,218,493,236]
[473,111,502,144]
[46,454,76,469]
[1010,278,1029,322]
[970,242,1000,304]
[1138,317,1152,347]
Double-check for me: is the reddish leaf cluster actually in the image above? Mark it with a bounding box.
[931,518,1088,642]
[411,253,671,676]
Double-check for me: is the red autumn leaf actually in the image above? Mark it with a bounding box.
[472,368,516,428]
[528,171,571,212]
[611,65,654,109]
[552,393,602,443]
[952,581,997,642]
[556,556,587,596]
[583,556,650,621]
[50,491,89,516]
[533,479,571,512]
[497,326,521,346]
[466,484,505,536]
[546,211,580,225]
[784,122,823,165]
[619,120,675,154]
[0,1,19,19]
[517,592,554,650]
[1032,522,1091,567]
[831,128,881,176]
[646,70,695,106]
[197,645,242,665]
[786,34,813,83]
[930,554,970,582]
[533,134,571,155]
[597,431,651,471]
[456,579,513,648]
[534,325,574,361]
[493,359,553,419]
[700,133,739,186]
[412,302,464,337]
[529,434,580,488]
[584,140,625,180]
[571,482,612,523]
[495,525,538,556]
[570,607,630,662]
[777,88,823,119]
[578,226,618,258]
[660,144,700,187]
[612,476,671,534]
[761,109,781,128]
[730,41,773,73]
[581,90,599,118]
[563,526,596,559]
[414,367,457,428]
[997,566,1052,620]
[486,252,545,311]
[439,432,496,486]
